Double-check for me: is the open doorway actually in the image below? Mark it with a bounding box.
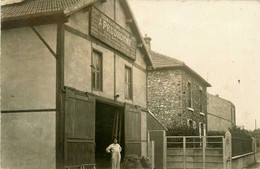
[95,102,125,169]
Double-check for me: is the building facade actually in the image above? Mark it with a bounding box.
[145,37,211,136]
[1,1,166,169]
[207,93,236,132]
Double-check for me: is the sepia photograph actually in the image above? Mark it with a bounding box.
[1,0,260,169]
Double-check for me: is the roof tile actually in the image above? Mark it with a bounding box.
[150,50,184,68]
[150,50,211,87]
[1,0,94,21]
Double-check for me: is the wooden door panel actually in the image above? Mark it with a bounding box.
[124,104,141,156]
[65,88,95,166]
[67,142,95,166]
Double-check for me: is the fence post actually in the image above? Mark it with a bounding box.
[151,141,155,169]
[203,136,206,169]
[223,136,226,169]
[252,137,256,164]
[225,131,232,169]
[163,131,167,169]
[183,137,186,169]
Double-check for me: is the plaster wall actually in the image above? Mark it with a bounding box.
[1,25,57,169]
[207,93,235,132]
[208,114,231,132]
[114,0,132,32]
[1,112,56,169]
[115,55,147,107]
[64,30,92,92]
[232,154,255,169]
[1,25,56,110]
[94,0,115,20]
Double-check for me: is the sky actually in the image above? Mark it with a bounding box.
[129,0,260,131]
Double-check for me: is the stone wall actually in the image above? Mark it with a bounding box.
[147,69,182,128]
[181,71,207,133]
[207,93,236,132]
[147,69,207,133]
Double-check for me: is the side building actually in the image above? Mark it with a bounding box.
[1,1,166,169]
[207,93,236,132]
[145,36,211,136]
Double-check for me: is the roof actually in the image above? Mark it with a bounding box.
[151,50,184,68]
[1,0,97,22]
[1,0,25,6]
[150,50,211,87]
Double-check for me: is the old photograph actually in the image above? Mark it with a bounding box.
[1,0,260,169]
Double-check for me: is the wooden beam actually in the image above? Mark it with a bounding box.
[1,109,56,113]
[2,14,67,30]
[31,26,57,59]
[56,23,65,169]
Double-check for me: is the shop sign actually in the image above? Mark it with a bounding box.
[90,6,136,60]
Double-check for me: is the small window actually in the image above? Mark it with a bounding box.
[199,123,205,137]
[187,119,193,128]
[92,50,102,91]
[199,90,203,112]
[187,82,192,108]
[189,120,193,128]
[125,66,132,99]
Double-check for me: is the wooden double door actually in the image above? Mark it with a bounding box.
[64,88,142,167]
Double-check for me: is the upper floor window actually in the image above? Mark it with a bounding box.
[125,66,132,99]
[200,90,203,112]
[188,82,192,108]
[92,50,102,91]
[199,123,205,137]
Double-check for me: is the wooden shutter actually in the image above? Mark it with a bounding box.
[124,103,141,156]
[64,88,95,166]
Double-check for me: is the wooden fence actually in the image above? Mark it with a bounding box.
[166,136,225,169]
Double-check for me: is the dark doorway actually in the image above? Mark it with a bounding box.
[95,102,125,169]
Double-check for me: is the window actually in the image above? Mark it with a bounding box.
[199,123,206,137]
[187,119,193,128]
[200,90,203,112]
[125,66,132,99]
[188,82,192,108]
[92,50,102,90]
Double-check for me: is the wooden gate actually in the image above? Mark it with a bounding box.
[167,136,225,169]
[124,103,142,156]
[64,88,95,168]
[148,130,167,169]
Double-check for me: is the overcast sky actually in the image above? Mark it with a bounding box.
[129,0,260,131]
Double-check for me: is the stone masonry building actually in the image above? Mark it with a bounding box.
[145,36,211,136]
[207,93,236,132]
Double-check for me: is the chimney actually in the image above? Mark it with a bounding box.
[144,34,152,51]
